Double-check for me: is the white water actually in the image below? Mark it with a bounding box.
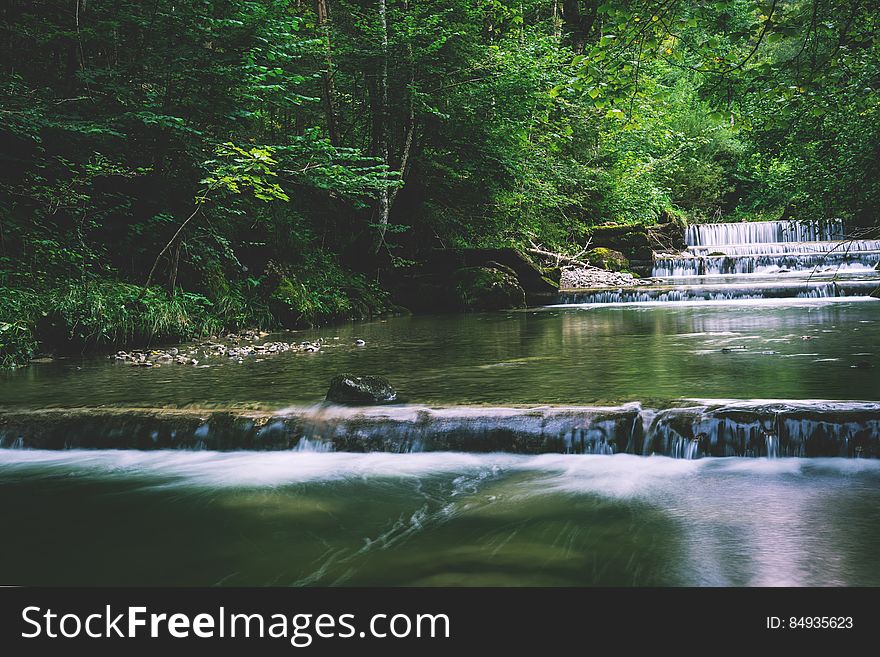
[685,219,845,246]
[1,447,877,490]
[653,252,880,277]
[654,219,880,279]
[3,449,880,587]
[688,239,880,256]
[557,280,879,304]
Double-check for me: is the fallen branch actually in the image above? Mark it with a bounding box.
[527,238,598,270]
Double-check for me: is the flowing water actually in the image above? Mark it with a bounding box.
[659,219,880,278]
[684,219,846,246]
[1,451,879,586]
[1,219,879,586]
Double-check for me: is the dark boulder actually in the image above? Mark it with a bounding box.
[453,266,526,310]
[587,224,653,275]
[326,374,398,404]
[648,219,688,252]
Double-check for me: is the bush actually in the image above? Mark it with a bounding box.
[268,253,390,327]
[0,282,224,366]
[0,289,42,367]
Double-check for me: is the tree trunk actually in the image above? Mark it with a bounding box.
[374,0,390,250]
[561,1,598,54]
[552,0,562,40]
[390,0,415,206]
[315,0,340,145]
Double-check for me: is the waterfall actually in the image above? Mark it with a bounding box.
[653,252,880,278]
[685,219,845,247]
[652,219,880,280]
[688,239,880,257]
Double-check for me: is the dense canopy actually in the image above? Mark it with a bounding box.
[1,0,878,365]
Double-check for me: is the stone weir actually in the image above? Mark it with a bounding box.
[0,401,878,458]
[557,278,879,304]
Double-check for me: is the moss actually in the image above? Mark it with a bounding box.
[586,248,630,272]
[452,266,526,310]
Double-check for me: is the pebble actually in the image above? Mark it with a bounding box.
[560,266,656,289]
[110,330,335,369]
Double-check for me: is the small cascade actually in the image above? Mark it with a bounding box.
[669,436,700,460]
[764,432,778,459]
[2,402,878,459]
[655,219,880,279]
[653,251,880,277]
[294,437,334,452]
[685,219,845,247]
[556,279,877,304]
[688,239,880,257]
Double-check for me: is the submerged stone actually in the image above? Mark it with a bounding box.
[326,374,397,404]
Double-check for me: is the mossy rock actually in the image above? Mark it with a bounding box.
[542,267,562,285]
[485,260,518,278]
[588,225,653,261]
[453,267,526,310]
[658,208,688,230]
[586,248,629,272]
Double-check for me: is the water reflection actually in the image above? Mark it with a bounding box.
[0,299,878,409]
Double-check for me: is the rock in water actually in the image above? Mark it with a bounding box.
[326,374,397,404]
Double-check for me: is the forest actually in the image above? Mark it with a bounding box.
[1,0,878,366]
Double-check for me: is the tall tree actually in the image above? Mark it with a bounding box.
[561,1,598,54]
[315,0,341,145]
[373,0,391,248]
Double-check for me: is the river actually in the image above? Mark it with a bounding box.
[1,219,878,586]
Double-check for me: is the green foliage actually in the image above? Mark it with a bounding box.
[0,289,42,368]
[1,0,878,366]
[202,144,291,203]
[49,282,223,345]
[270,253,391,326]
[0,282,224,366]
